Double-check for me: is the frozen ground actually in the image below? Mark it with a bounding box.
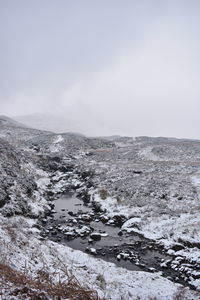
[0,116,200,299]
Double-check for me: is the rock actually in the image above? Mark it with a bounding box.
[100,215,109,223]
[120,252,130,260]
[117,254,121,260]
[80,214,93,222]
[64,232,76,238]
[47,191,54,197]
[113,215,126,226]
[75,226,91,236]
[90,232,102,241]
[93,202,102,213]
[107,219,114,225]
[133,170,143,174]
[49,203,55,209]
[149,267,157,272]
[171,244,185,251]
[121,217,141,230]
[51,231,57,236]
[100,233,108,237]
[85,247,97,255]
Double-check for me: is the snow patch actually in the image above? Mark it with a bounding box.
[139,146,162,161]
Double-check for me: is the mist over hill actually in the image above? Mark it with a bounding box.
[14,113,118,136]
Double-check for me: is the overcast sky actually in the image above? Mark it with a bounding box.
[0,0,200,138]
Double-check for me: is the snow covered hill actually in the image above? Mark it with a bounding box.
[0,116,200,299]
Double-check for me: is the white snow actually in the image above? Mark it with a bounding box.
[139,146,162,161]
[93,192,200,272]
[50,135,64,152]
[93,193,143,218]
[53,134,64,144]
[122,217,142,230]
[192,174,200,195]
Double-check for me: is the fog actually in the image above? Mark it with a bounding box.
[0,0,200,138]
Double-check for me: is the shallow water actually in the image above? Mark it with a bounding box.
[54,193,89,217]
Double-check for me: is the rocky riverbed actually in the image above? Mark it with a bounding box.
[38,192,200,290]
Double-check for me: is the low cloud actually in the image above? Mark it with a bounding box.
[1,1,200,138]
[60,25,200,138]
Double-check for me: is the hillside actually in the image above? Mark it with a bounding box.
[0,116,200,299]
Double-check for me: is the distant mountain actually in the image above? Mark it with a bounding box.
[14,113,79,134]
[13,113,122,137]
[0,115,26,128]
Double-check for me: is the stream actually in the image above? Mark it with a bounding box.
[39,193,200,290]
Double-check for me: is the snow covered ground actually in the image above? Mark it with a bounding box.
[0,215,199,300]
[0,116,200,299]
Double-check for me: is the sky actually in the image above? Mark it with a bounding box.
[0,0,200,138]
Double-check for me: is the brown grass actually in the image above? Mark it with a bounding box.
[0,263,103,300]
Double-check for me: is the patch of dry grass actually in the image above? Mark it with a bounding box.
[0,262,103,300]
[98,188,109,200]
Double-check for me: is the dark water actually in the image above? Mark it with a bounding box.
[54,194,89,216]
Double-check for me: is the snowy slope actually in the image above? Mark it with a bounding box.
[0,116,200,298]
